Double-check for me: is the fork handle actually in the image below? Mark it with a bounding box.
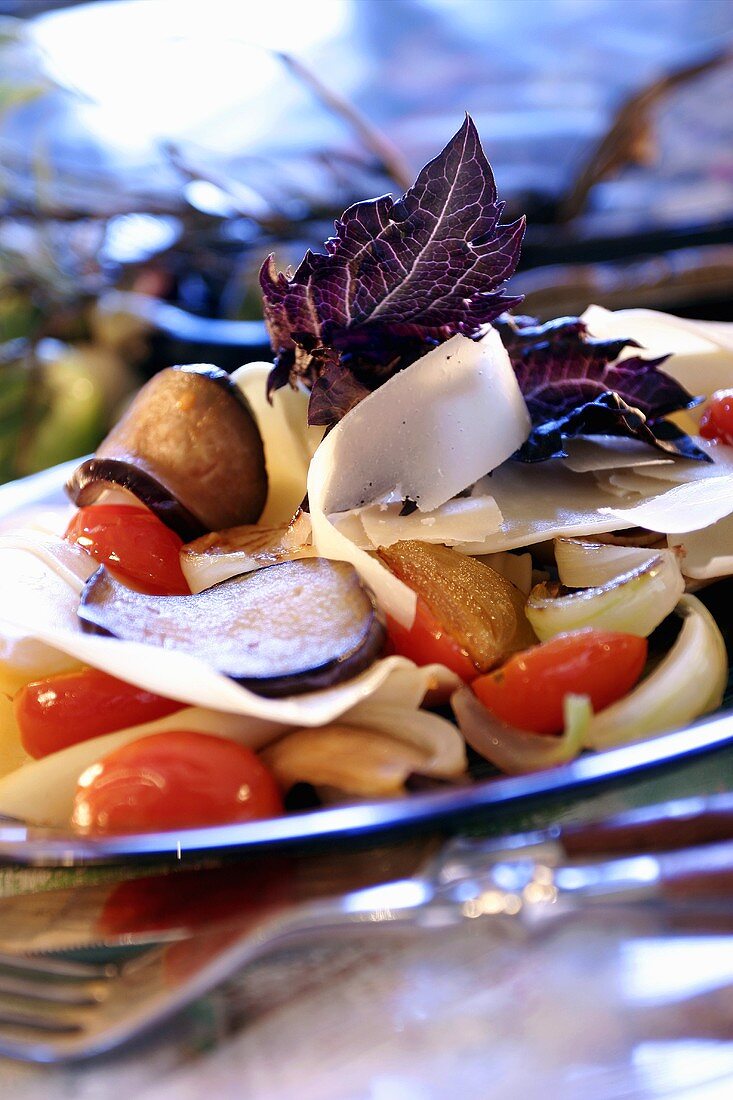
[656,840,733,901]
[561,793,733,856]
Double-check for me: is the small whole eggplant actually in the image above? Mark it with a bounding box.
[66,364,268,539]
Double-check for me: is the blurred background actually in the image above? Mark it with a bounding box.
[0,0,731,483]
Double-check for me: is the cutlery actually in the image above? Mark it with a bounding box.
[2,822,733,1062]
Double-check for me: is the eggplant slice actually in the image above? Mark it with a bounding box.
[78,558,386,697]
[66,364,267,539]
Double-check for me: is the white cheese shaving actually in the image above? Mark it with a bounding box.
[628,440,733,485]
[0,533,96,677]
[603,472,733,534]
[308,433,418,626]
[317,329,530,515]
[354,494,503,550]
[451,462,639,554]
[561,436,674,473]
[231,362,323,525]
[669,513,733,580]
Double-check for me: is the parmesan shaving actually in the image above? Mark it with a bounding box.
[603,472,733,534]
[451,462,639,554]
[315,329,530,516]
[356,494,503,550]
[231,362,323,525]
[669,514,733,580]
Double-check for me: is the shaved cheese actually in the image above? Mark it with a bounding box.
[451,462,638,554]
[583,306,733,415]
[355,494,503,550]
[308,432,418,626]
[603,472,733,534]
[232,362,323,525]
[562,436,674,473]
[0,534,96,677]
[317,329,530,515]
[0,530,97,593]
[593,471,650,499]
[669,513,733,580]
[629,440,733,485]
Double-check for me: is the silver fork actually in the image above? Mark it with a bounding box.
[2,832,733,1063]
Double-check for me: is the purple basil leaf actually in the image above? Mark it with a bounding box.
[496,313,696,423]
[515,391,710,463]
[261,115,525,421]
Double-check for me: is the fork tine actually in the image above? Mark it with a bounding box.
[0,1007,84,1035]
[0,953,118,980]
[0,974,108,1006]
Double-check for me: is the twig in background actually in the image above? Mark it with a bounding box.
[558,47,732,224]
[276,51,414,193]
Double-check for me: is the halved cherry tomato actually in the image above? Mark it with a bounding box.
[699,389,733,445]
[71,730,283,835]
[472,629,647,735]
[386,596,478,682]
[65,504,190,595]
[14,667,183,759]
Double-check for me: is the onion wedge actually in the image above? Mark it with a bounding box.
[554,538,668,589]
[582,595,728,750]
[261,704,466,798]
[527,551,684,641]
[451,687,590,775]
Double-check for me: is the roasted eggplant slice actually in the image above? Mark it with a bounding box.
[66,364,267,539]
[78,558,385,696]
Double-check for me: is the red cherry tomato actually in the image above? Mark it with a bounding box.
[472,629,647,735]
[65,504,190,595]
[14,667,183,759]
[386,596,478,682]
[699,389,733,445]
[71,731,283,835]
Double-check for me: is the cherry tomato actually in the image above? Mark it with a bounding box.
[699,389,733,445]
[65,504,190,595]
[71,731,283,835]
[386,596,478,682]
[472,629,647,735]
[14,667,183,759]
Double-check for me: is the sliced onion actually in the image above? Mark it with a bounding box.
[527,551,684,641]
[261,726,429,798]
[555,538,671,589]
[582,595,728,750]
[345,702,467,778]
[261,704,466,798]
[180,511,313,594]
[451,687,589,775]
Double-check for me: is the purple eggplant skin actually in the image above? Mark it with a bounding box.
[67,458,207,541]
[65,364,268,536]
[78,558,386,697]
